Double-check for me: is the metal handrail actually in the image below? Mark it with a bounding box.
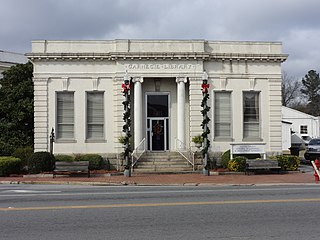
[175,138,195,171]
[131,138,146,168]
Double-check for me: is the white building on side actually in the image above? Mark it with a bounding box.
[282,106,320,148]
[27,39,287,169]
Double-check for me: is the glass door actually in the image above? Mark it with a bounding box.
[146,94,169,151]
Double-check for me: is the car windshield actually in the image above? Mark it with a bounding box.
[309,139,320,145]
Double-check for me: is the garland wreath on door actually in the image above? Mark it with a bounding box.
[201,75,211,170]
[122,76,132,170]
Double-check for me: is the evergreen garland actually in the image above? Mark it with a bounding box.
[201,76,211,170]
[121,77,132,170]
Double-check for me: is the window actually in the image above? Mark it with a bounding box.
[56,92,74,139]
[300,125,308,134]
[87,92,104,140]
[214,92,232,138]
[243,92,260,139]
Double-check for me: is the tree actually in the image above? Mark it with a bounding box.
[0,62,34,155]
[300,70,320,116]
[281,72,301,107]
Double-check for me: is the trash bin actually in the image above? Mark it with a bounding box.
[289,143,301,156]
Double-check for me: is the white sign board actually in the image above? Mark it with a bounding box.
[230,143,266,159]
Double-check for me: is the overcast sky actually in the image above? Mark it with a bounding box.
[1,0,320,79]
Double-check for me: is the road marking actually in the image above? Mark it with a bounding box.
[0,186,319,197]
[1,198,320,211]
[3,190,61,193]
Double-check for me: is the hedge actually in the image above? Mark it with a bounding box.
[228,156,247,172]
[54,154,75,162]
[75,154,103,170]
[28,152,55,174]
[0,157,22,177]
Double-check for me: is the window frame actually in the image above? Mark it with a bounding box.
[86,91,105,142]
[243,91,261,141]
[213,91,233,141]
[55,91,75,142]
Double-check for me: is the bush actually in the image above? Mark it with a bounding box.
[228,156,247,172]
[12,146,34,170]
[221,150,231,168]
[28,152,55,174]
[0,157,22,176]
[54,154,74,162]
[76,154,103,170]
[276,155,300,171]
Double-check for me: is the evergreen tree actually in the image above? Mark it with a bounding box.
[301,70,320,116]
[0,62,34,155]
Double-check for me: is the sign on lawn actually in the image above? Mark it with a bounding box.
[230,143,266,159]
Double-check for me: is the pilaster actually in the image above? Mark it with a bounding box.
[33,78,49,152]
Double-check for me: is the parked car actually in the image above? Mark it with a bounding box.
[304,138,320,161]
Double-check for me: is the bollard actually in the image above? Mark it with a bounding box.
[313,159,320,182]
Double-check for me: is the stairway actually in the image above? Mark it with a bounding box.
[132,151,193,173]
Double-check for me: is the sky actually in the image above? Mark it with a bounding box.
[1,0,320,80]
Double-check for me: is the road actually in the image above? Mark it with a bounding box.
[1,184,320,240]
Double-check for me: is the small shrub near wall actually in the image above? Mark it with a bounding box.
[228,156,247,172]
[54,155,74,162]
[28,152,55,174]
[0,157,22,177]
[12,146,34,171]
[221,150,231,169]
[76,154,103,170]
[275,155,300,171]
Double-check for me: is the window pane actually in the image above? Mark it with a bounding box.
[87,92,104,140]
[147,95,168,117]
[243,92,260,139]
[56,92,74,139]
[214,92,231,138]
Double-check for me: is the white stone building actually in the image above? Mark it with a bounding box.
[27,39,287,169]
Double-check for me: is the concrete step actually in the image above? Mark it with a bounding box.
[134,151,193,173]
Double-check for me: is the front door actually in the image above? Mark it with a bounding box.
[146,94,169,151]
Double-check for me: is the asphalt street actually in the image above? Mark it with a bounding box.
[1,184,320,240]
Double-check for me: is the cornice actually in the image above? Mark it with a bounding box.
[26,52,288,63]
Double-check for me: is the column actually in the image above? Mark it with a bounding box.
[133,77,144,149]
[176,77,188,149]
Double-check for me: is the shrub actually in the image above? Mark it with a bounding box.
[228,156,247,172]
[276,155,300,171]
[28,152,55,174]
[0,157,22,176]
[54,154,74,162]
[221,150,231,169]
[76,154,103,170]
[12,146,34,170]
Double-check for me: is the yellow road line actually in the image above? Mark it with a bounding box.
[1,198,320,212]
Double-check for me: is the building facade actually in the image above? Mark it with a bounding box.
[282,106,320,144]
[27,40,287,167]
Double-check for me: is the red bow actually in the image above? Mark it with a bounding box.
[122,83,130,93]
[201,83,210,93]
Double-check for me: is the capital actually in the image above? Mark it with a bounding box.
[176,77,188,83]
[132,77,144,83]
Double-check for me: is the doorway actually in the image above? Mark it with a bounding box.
[146,93,169,151]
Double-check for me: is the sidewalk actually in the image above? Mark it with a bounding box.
[0,170,317,186]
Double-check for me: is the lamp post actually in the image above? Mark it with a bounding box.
[201,71,210,176]
[49,128,55,155]
[122,71,132,177]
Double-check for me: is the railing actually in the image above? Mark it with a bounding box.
[175,138,195,171]
[131,138,146,168]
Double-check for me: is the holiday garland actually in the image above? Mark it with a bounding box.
[201,77,210,170]
[122,77,132,170]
